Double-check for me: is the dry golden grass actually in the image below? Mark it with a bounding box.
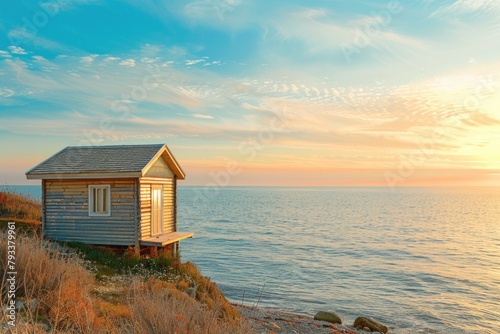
[0,234,95,332]
[0,191,42,222]
[129,278,251,334]
[178,262,241,320]
[177,279,190,292]
[0,233,250,333]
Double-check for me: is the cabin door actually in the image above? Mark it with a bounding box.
[151,186,163,236]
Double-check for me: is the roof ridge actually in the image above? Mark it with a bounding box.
[68,144,165,149]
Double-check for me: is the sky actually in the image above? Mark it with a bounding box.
[0,0,499,186]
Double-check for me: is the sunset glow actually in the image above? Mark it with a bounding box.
[1,1,499,185]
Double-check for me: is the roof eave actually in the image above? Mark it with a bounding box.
[164,145,186,180]
[25,146,70,177]
[26,171,143,180]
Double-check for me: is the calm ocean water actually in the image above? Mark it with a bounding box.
[4,185,500,333]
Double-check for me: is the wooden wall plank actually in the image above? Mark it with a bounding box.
[44,178,136,246]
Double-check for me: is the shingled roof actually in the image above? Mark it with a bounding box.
[26,144,185,180]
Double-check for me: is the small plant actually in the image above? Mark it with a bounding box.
[177,279,190,292]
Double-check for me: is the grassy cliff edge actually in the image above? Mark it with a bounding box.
[0,191,250,333]
[0,191,42,225]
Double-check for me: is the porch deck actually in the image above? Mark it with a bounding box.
[140,231,194,247]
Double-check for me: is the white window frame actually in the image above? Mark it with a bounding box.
[88,185,111,217]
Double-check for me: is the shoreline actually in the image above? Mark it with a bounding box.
[233,304,371,334]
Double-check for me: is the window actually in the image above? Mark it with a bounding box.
[88,185,111,216]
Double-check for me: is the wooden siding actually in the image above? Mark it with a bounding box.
[163,180,174,233]
[134,179,140,250]
[44,179,136,245]
[173,176,177,231]
[139,181,151,238]
[42,179,47,238]
[139,177,175,239]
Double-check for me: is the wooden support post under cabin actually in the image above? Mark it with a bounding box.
[162,244,173,257]
[149,246,158,258]
[174,242,179,258]
[127,245,135,257]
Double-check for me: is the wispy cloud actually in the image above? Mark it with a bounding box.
[32,55,48,62]
[183,0,244,22]
[80,55,97,64]
[0,51,12,58]
[0,89,16,98]
[185,59,205,66]
[7,27,69,51]
[8,46,28,55]
[119,59,136,67]
[203,61,221,67]
[193,113,214,119]
[263,6,426,65]
[140,57,158,64]
[431,0,500,17]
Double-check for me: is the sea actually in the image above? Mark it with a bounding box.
[3,185,499,334]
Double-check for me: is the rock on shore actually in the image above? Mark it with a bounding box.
[353,316,388,333]
[314,310,342,324]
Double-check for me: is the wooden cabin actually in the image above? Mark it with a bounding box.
[26,144,193,256]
